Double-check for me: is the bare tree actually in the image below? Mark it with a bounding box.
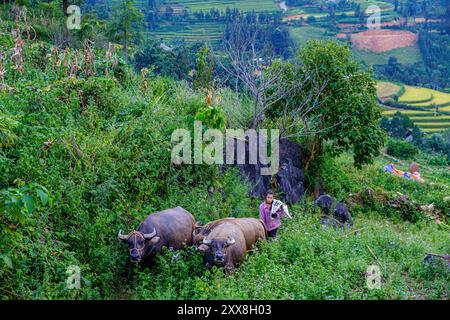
[218,22,279,129]
[216,22,334,139]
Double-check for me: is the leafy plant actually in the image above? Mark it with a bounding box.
[0,111,18,148]
[386,139,419,160]
[193,44,215,91]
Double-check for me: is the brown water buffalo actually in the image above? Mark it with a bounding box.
[118,207,195,263]
[193,217,236,246]
[196,218,267,271]
[194,217,267,249]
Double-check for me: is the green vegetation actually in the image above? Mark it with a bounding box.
[163,0,280,13]
[0,37,251,298]
[193,44,215,91]
[381,85,450,132]
[132,198,450,299]
[288,26,333,47]
[380,111,422,143]
[353,0,394,11]
[376,81,403,101]
[129,152,449,300]
[147,23,225,46]
[377,31,450,91]
[266,39,386,191]
[108,0,145,57]
[382,110,450,133]
[353,46,422,66]
[386,139,419,159]
[380,112,450,164]
[0,1,448,301]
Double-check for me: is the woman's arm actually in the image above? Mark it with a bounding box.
[259,203,268,225]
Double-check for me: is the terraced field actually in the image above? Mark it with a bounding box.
[146,23,224,46]
[352,42,421,65]
[380,83,450,133]
[289,26,333,47]
[398,86,434,104]
[163,0,280,13]
[141,1,280,48]
[376,81,402,101]
[289,28,421,66]
[284,0,395,21]
[382,109,450,132]
[399,86,450,109]
[354,0,394,10]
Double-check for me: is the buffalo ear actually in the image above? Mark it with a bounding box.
[197,244,209,252]
[193,228,201,236]
[149,236,160,244]
[194,221,204,228]
[193,222,204,235]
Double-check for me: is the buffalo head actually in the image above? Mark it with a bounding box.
[314,195,334,215]
[118,228,160,262]
[197,237,235,266]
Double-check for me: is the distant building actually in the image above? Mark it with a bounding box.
[159,43,173,52]
[405,129,413,142]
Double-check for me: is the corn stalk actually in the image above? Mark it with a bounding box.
[11,29,24,74]
[0,52,5,85]
[83,40,95,77]
[69,50,80,78]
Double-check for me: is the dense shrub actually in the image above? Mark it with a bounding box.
[386,139,419,160]
[380,112,423,145]
[421,129,450,163]
[0,40,254,298]
[130,209,449,299]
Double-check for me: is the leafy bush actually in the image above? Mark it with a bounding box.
[0,36,254,298]
[421,129,450,163]
[0,111,18,148]
[386,139,418,160]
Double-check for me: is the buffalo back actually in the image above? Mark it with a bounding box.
[138,207,195,254]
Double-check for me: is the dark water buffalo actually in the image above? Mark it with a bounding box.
[196,218,267,271]
[118,207,195,263]
[315,195,353,229]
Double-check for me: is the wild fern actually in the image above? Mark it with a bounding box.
[0,111,18,148]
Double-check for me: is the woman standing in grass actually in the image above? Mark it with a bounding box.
[259,190,291,239]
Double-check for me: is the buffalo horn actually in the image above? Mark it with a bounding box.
[227,238,235,245]
[143,228,157,239]
[203,238,212,245]
[118,230,128,240]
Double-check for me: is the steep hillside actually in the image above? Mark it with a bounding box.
[0,2,448,301]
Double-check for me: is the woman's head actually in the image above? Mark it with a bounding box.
[265,190,274,204]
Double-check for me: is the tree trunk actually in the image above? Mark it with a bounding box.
[305,132,323,198]
[124,29,128,59]
[62,0,69,13]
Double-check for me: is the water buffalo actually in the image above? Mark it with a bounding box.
[118,207,195,263]
[193,217,236,246]
[196,217,267,271]
[315,195,353,229]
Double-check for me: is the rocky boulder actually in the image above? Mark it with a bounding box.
[223,136,306,204]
